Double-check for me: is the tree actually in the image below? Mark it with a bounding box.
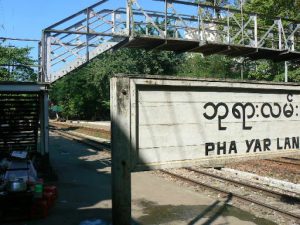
[244,0,300,20]
[242,0,300,82]
[50,48,184,120]
[51,0,300,121]
[0,44,37,81]
[246,60,285,81]
[179,54,240,79]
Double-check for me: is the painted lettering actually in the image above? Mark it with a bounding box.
[246,139,255,153]
[203,94,299,130]
[277,138,283,150]
[232,103,255,130]
[284,137,291,149]
[292,137,299,149]
[254,139,262,152]
[263,138,271,151]
[217,142,226,155]
[228,141,237,154]
[205,142,215,156]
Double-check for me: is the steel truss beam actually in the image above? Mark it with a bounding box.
[40,0,300,83]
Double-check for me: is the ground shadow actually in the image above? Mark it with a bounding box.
[1,133,140,225]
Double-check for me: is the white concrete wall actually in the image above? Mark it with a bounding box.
[112,76,300,171]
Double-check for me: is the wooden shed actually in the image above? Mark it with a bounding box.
[0,82,49,157]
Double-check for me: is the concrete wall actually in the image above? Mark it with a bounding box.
[111,76,300,171]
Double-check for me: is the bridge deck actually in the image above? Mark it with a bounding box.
[125,36,300,61]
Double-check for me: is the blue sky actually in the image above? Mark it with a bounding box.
[0,0,164,39]
[0,0,106,58]
[0,0,110,39]
[0,0,239,58]
[0,0,162,59]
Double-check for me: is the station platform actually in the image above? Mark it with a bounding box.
[3,133,275,225]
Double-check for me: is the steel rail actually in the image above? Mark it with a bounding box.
[50,127,111,152]
[161,169,300,222]
[186,167,300,201]
[264,159,300,167]
[282,157,300,161]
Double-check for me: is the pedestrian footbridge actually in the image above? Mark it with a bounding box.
[40,0,300,83]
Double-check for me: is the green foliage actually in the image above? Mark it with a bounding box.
[0,45,37,81]
[50,68,102,120]
[241,0,300,81]
[51,0,300,120]
[50,48,183,120]
[179,54,240,79]
[273,62,300,82]
[244,0,299,20]
[246,60,285,81]
[287,67,300,82]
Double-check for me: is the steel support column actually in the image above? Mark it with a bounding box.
[41,32,51,83]
[126,0,132,36]
[285,61,288,82]
[39,91,49,155]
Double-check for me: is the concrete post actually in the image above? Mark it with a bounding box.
[111,77,132,225]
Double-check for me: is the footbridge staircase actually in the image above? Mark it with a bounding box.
[40,0,300,83]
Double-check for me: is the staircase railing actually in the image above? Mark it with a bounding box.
[40,0,300,83]
[40,0,129,82]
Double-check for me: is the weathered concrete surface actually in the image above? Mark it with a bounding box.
[112,76,300,171]
[132,172,275,225]
[3,133,276,225]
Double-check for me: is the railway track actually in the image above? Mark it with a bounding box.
[186,167,300,200]
[52,128,300,223]
[282,157,300,162]
[162,169,300,222]
[264,158,300,167]
[50,126,111,152]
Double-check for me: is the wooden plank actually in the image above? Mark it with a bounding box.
[0,143,36,147]
[0,125,37,129]
[0,102,38,106]
[0,117,37,120]
[0,144,36,148]
[0,130,35,134]
[0,106,38,110]
[0,91,40,153]
[0,97,38,100]
[0,133,36,137]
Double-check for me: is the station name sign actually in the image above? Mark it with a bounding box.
[203,93,299,156]
[111,76,300,171]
